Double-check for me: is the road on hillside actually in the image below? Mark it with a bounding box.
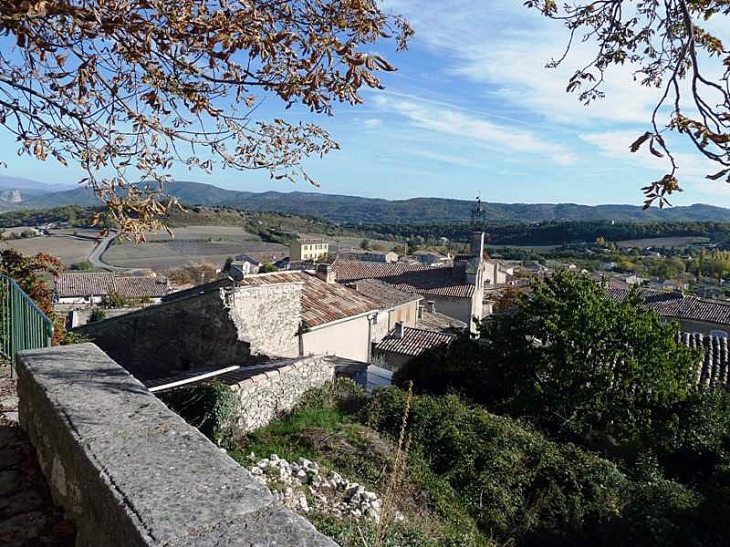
[87,232,135,273]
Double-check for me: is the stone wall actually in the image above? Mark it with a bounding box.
[222,283,302,358]
[231,356,339,433]
[77,289,253,380]
[76,284,303,380]
[16,343,337,547]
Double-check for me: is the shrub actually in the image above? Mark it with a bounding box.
[365,388,706,545]
[160,381,237,446]
[397,271,699,462]
[100,290,132,308]
[89,309,106,323]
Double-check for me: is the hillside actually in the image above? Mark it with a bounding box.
[13,179,730,224]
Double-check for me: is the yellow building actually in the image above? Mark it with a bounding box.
[290,238,329,261]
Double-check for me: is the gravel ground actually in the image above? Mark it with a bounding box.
[0,366,76,546]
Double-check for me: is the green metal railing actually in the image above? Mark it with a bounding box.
[0,274,54,368]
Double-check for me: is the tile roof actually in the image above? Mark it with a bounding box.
[113,276,171,298]
[416,310,467,333]
[55,272,115,297]
[331,259,430,282]
[55,272,170,299]
[608,288,730,327]
[677,332,730,390]
[375,326,455,357]
[332,259,475,299]
[235,271,379,329]
[235,251,285,265]
[353,279,422,309]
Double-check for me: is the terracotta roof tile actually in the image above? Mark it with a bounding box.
[236,271,379,329]
[416,310,467,332]
[677,332,730,390]
[54,272,115,297]
[375,326,455,357]
[353,279,421,309]
[608,288,730,326]
[54,272,170,299]
[332,259,475,299]
[114,276,170,298]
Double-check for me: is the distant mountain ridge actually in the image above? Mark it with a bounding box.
[10,179,730,224]
[0,175,75,207]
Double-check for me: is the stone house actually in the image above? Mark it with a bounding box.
[332,232,504,332]
[77,267,380,380]
[412,250,446,265]
[362,251,399,263]
[235,267,380,362]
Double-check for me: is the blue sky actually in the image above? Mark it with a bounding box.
[3,0,730,207]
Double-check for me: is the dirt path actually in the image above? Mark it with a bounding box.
[0,366,76,546]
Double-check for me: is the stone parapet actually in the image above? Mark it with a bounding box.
[16,343,337,547]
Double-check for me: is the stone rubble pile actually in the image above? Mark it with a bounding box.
[247,453,387,522]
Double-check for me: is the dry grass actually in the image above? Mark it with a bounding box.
[0,228,100,265]
[105,224,287,270]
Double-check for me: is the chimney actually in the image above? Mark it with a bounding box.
[470,231,485,258]
[426,301,435,314]
[395,321,405,339]
[315,263,335,284]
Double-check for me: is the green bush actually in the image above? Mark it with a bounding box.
[100,290,132,308]
[365,388,706,546]
[160,381,237,446]
[653,389,730,484]
[89,308,106,323]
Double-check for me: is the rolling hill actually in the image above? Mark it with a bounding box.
[11,179,730,224]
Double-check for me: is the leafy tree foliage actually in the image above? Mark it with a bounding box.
[0,248,78,344]
[367,388,706,546]
[397,271,698,457]
[100,290,132,308]
[0,1,411,239]
[258,262,278,273]
[526,0,730,206]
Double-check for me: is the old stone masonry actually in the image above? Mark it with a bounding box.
[247,453,401,523]
[0,366,75,546]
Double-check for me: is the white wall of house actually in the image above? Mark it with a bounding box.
[387,301,419,331]
[428,296,472,326]
[484,261,507,285]
[371,310,391,344]
[302,314,373,362]
[57,295,104,305]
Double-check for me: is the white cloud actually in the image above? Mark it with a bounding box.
[580,130,730,197]
[379,97,577,165]
[362,118,383,128]
[386,0,666,125]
